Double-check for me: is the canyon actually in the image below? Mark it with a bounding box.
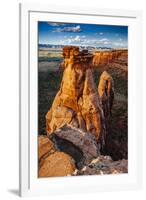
[38,47,128,177]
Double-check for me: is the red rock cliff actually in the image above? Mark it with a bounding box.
[92,50,128,67]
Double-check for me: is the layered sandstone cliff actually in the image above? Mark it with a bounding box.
[92,50,128,67]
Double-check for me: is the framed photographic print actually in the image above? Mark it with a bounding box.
[19,3,143,197]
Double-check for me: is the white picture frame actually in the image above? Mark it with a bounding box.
[19,3,143,197]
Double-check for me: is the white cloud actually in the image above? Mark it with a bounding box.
[99,32,103,35]
[67,39,72,44]
[103,41,110,45]
[93,38,111,45]
[113,42,127,48]
[65,35,82,44]
[60,36,112,47]
[47,22,65,26]
[53,25,81,33]
[98,38,109,42]
[74,35,81,41]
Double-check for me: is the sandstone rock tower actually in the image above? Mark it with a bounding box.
[46,46,106,145]
[98,71,114,117]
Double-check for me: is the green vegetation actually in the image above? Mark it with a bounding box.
[38,57,63,62]
[38,61,63,135]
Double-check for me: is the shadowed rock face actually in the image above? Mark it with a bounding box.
[46,46,106,147]
[50,133,84,169]
[73,155,128,176]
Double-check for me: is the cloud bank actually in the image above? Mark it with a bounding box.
[53,25,81,33]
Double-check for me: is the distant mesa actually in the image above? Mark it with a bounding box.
[92,49,128,66]
[38,43,113,50]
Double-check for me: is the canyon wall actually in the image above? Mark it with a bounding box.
[38,47,128,177]
[92,50,128,67]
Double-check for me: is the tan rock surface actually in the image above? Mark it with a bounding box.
[98,71,114,117]
[39,152,76,177]
[38,135,55,160]
[92,50,128,67]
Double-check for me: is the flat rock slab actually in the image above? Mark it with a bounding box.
[54,125,100,164]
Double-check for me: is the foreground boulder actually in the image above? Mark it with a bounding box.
[38,135,76,177]
[53,125,100,165]
[46,46,106,147]
[38,135,127,177]
[38,135,55,160]
[39,151,76,177]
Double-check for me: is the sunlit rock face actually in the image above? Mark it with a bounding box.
[92,50,128,67]
[46,46,106,147]
[38,135,55,161]
[39,151,76,177]
[38,135,76,177]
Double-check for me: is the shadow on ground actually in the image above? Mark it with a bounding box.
[8,189,19,196]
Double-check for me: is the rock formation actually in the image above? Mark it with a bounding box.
[39,151,76,177]
[98,71,114,117]
[38,135,128,177]
[46,46,106,147]
[53,125,100,165]
[38,135,76,177]
[38,135,55,161]
[38,47,128,178]
[92,50,128,67]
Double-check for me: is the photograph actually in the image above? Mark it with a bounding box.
[38,21,128,178]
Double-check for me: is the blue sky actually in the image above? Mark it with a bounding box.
[38,22,128,49]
